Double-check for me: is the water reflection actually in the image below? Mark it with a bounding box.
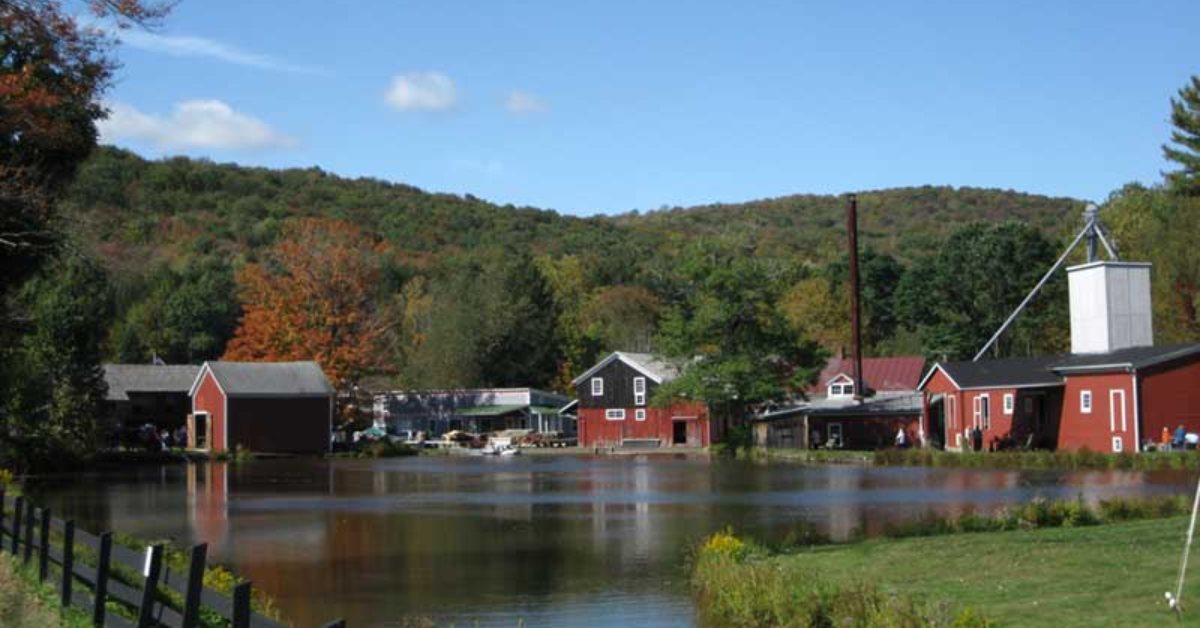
[27,456,1192,627]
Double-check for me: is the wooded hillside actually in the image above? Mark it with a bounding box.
[58,146,1085,392]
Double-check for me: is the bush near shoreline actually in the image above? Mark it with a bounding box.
[693,493,1197,627]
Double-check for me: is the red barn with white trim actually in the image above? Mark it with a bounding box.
[920,345,1200,453]
[188,361,334,454]
[572,352,719,448]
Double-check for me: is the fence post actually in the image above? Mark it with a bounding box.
[22,501,33,563]
[11,496,22,555]
[232,581,251,628]
[60,520,74,608]
[38,507,50,581]
[181,543,207,628]
[94,532,113,628]
[136,544,164,628]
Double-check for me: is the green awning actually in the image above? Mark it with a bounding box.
[529,406,563,415]
[456,404,528,417]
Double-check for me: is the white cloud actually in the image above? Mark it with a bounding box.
[505,90,548,115]
[115,29,321,74]
[385,72,458,112]
[99,100,297,151]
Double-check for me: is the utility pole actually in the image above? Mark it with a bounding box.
[846,194,865,400]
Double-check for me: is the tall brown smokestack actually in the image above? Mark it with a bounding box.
[847,194,864,401]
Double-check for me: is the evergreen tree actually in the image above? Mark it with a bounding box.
[1164,75,1200,196]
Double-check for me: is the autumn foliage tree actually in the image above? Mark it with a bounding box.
[2,0,168,296]
[223,218,387,392]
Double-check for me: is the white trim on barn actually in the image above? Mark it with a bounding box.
[571,352,666,386]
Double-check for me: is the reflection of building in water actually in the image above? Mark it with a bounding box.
[187,463,230,556]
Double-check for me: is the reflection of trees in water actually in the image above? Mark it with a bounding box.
[28,459,1196,626]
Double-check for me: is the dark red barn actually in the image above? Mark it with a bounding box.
[572,352,718,448]
[188,361,334,454]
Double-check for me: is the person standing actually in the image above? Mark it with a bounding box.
[972,425,983,452]
[895,427,908,449]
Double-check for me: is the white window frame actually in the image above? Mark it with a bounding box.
[591,377,604,397]
[828,377,855,398]
[977,393,991,430]
[1112,436,1123,453]
[635,408,647,421]
[1109,389,1126,432]
[633,377,646,406]
[605,408,625,421]
[1003,393,1014,415]
[947,395,957,431]
[1080,390,1093,414]
[972,395,981,428]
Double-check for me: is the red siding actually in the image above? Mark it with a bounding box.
[578,402,712,447]
[1140,357,1200,446]
[192,370,228,453]
[922,369,967,450]
[1058,373,1135,453]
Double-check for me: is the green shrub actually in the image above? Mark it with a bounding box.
[693,531,990,627]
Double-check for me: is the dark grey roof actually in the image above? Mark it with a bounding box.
[759,393,923,421]
[933,356,1065,389]
[571,351,685,385]
[924,342,1200,390]
[103,364,201,401]
[201,361,334,397]
[1052,343,1200,372]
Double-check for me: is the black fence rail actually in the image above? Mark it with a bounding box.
[0,489,345,628]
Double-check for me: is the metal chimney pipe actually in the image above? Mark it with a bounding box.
[847,194,865,400]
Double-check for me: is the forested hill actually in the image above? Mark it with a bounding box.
[619,187,1082,260]
[57,146,1089,388]
[64,146,1081,270]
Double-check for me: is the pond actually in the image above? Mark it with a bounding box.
[25,454,1196,627]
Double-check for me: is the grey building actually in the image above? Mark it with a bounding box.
[372,388,574,437]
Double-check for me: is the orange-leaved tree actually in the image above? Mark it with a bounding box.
[223,218,387,392]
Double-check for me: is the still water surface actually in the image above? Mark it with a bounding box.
[26,455,1195,627]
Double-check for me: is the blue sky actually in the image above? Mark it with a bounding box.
[96,0,1199,216]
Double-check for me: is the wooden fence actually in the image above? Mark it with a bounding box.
[0,490,345,628]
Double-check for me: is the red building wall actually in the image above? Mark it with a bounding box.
[922,369,1061,451]
[578,402,711,447]
[192,370,228,453]
[922,369,967,450]
[1140,357,1200,445]
[1058,373,1135,453]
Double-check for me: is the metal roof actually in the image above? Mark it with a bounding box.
[809,356,926,393]
[1052,343,1200,373]
[103,364,201,401]
[194,361,334,397]
[925,356,1065,390]
[760,392,923,421]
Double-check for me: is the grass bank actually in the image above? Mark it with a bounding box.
[0,553,89,627]
[874,448,1200,471]
[694,497,1199,627]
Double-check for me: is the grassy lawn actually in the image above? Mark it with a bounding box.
[790,516,1195,626]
